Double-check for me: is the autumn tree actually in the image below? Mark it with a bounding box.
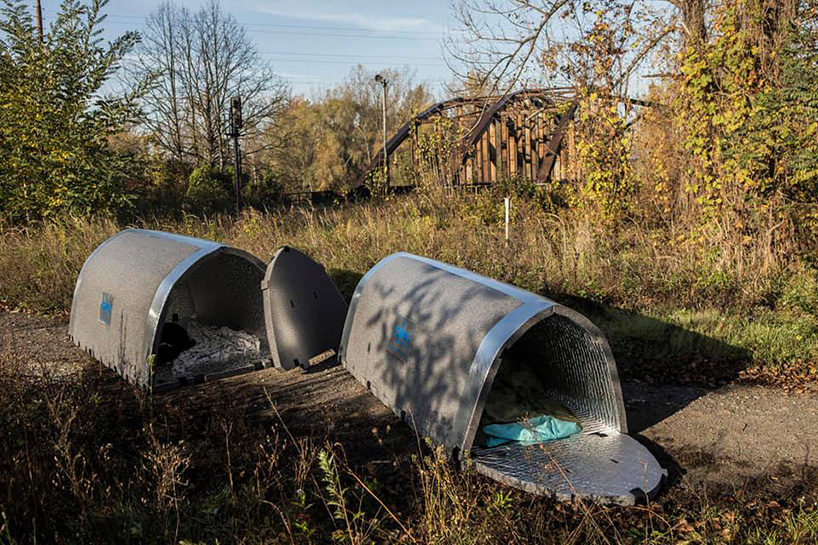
[264,66,434,193]
[671,0,812,209]
[447,0,674,96]
[445,1,676,214]
[0,0,142,221]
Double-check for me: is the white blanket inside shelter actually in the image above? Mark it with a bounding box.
[171,321,261,377]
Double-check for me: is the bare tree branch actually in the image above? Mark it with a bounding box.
[129,0,290,167]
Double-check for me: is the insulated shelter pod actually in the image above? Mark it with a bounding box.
[69,229,269,389]
[339,253,665,504]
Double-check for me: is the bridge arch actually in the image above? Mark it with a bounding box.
[357,88,578,189]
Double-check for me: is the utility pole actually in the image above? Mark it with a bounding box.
[35,0,43,42]
[228,96,243,215]
[374,74,389,185]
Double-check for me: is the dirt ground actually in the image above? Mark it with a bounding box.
[3,309,818,498]
[623,380,818,493]
[0,310,90,378]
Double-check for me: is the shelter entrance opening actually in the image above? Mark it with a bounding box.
[152,252,269,389]
[470,313,661,504]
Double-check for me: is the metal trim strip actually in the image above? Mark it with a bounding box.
[338,252,627,451]
[458,301,556,452]
[139,229,266,376]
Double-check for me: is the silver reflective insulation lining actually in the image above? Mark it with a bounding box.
[471,432,665,505]
[471,315,665,503]
[492,315,622,432]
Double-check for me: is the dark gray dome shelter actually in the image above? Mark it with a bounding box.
[69,229,269,389]
[261,246,348,370]
[339,253,665,504]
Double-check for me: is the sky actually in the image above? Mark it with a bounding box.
[39,0,456,98]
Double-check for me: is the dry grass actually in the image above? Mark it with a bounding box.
[1,191,817,541]
[0,216,119,312]
[0,190,805,313]
[1,335,816,544]
[1,191,816,377]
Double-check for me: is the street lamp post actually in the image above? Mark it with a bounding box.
[374,74,389,185]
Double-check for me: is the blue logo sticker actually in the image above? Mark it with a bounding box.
[98,292,113,325]
[388,315,414,361]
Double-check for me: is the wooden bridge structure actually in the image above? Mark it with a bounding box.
[356,88,579,190]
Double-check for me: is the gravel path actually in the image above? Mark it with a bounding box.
[0,310,92,378]
[623,379,818,491]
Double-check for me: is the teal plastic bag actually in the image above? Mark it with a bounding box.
[483,415,581,447]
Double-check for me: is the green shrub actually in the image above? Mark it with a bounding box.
[184,166,232,215]
[0,0,141,221]
[242,170,283,210]
[780,270,818,315]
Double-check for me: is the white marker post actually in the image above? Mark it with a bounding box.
[504,197,510,243]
